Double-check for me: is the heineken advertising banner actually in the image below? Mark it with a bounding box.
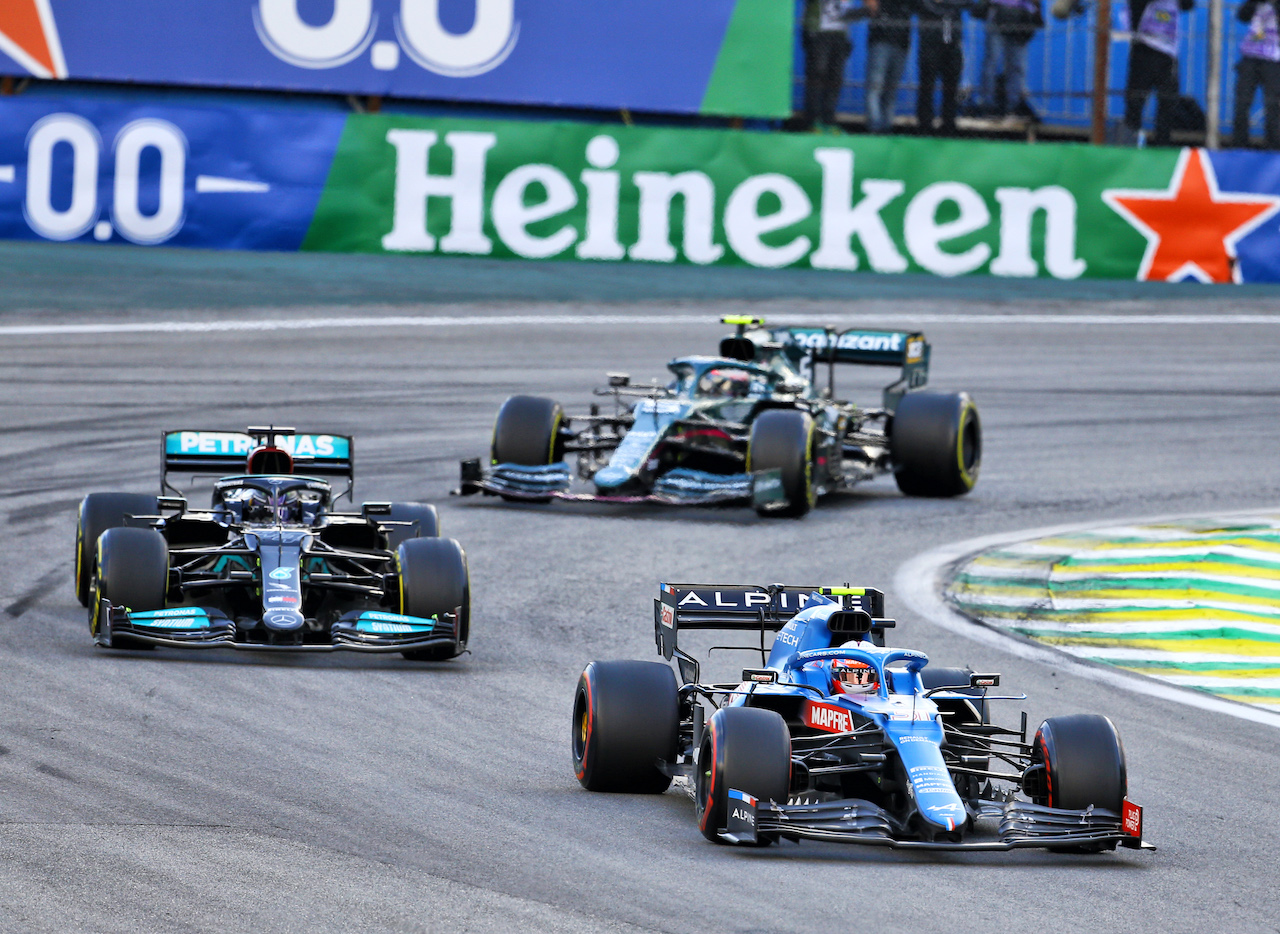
[4,94,1280,282]
[0,0,790,118]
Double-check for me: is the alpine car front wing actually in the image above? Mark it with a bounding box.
[716,790,1155,851]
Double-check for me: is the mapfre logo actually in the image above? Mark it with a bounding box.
[253,0,518,77]
[803,701,853,734]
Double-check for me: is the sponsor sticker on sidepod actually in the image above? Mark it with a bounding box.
[803,700,854,733]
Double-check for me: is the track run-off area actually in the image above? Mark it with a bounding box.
[2,242,1280,933]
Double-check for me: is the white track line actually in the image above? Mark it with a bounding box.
[4,311,1280,338]
[894,510,1280,732]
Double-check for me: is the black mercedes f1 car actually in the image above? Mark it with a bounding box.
[75,427,469,658]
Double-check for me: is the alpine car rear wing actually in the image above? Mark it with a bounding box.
[718,317,929,410]
[654,582,889,682]
[161,428,354,498]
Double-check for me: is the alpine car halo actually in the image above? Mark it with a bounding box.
[458,316,980,516]
[571,582,1152,852]
[75,427,469,658]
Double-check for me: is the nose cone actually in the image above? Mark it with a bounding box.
[262,609,305,631]
[592,464,634,491]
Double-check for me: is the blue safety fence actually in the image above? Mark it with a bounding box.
[793,1,1267,140]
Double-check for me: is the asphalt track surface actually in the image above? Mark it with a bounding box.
[3,242,1280,933]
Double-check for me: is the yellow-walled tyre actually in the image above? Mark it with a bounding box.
[398,537,469,661]
[748,409,815,517]
[75,493,159,607]
[890,392,981,497]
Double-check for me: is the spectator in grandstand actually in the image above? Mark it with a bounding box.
[917,0,973,134]
[1122,0,1195,146]
[866,0,917,133]
[980,0,1045,120]
[1232,0,1280,148]
[803,0,880,131]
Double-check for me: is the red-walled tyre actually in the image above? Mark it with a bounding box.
[572,660,678,793]
[696,706,791,844]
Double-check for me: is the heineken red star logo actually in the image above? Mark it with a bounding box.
[1103,148,1280,283]
[0,0,65,79]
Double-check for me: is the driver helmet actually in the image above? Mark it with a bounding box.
[700,368,751,398]
[832,659,879,695]
[246,446,293,475]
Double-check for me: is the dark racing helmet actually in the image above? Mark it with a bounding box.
[697,368,752,398]
[246,446,293,475]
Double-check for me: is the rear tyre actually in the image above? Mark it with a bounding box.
[696,707,791,844]
[491,395,565,466]
[572,660,678,793]
[398,537,470,661]
[748,409,815,518]
[75,493,159,607]
[383,502,439,549]
[92,527,168,649]
[890,392,981,497]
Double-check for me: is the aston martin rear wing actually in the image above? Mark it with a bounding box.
[654,582,887,680]
[161,428,354,497]
[718,317,929,409]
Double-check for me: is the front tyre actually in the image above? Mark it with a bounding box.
[1029,714,1127,852]
[572,660,678,793]
[491,395,565,466]
[92,526,168,649]
[75,493,159,606]
[890,392,981,497]
[398,537,470,661]
[748,409,815,518]
[1029,714,1127,812]
[696,707,791,844]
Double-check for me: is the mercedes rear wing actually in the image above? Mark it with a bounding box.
[718,317,929,410]
[161,428,354,498]
[654,582,889,681]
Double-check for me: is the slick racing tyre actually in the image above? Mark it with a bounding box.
[890,392,981,498]
[1029,714,1127,852]
[748,409,815,518]
[383,502,439,550]
[696,707,791,844]
[573,660,678,794]
[75,492,159,607]
[398,537,470,661]
[491,395,565,466]
[1029,714,1127,811]
[92,527,168,649]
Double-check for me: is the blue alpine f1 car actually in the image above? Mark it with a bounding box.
[75,427,469,659]
[458,317,980,516]
[572,582,1152,852]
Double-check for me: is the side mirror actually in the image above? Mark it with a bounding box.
[970,673,1000,688]
[608,372,630,387]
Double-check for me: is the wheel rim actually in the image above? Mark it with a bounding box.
[957,404,981,486]
[572,682,592,779]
